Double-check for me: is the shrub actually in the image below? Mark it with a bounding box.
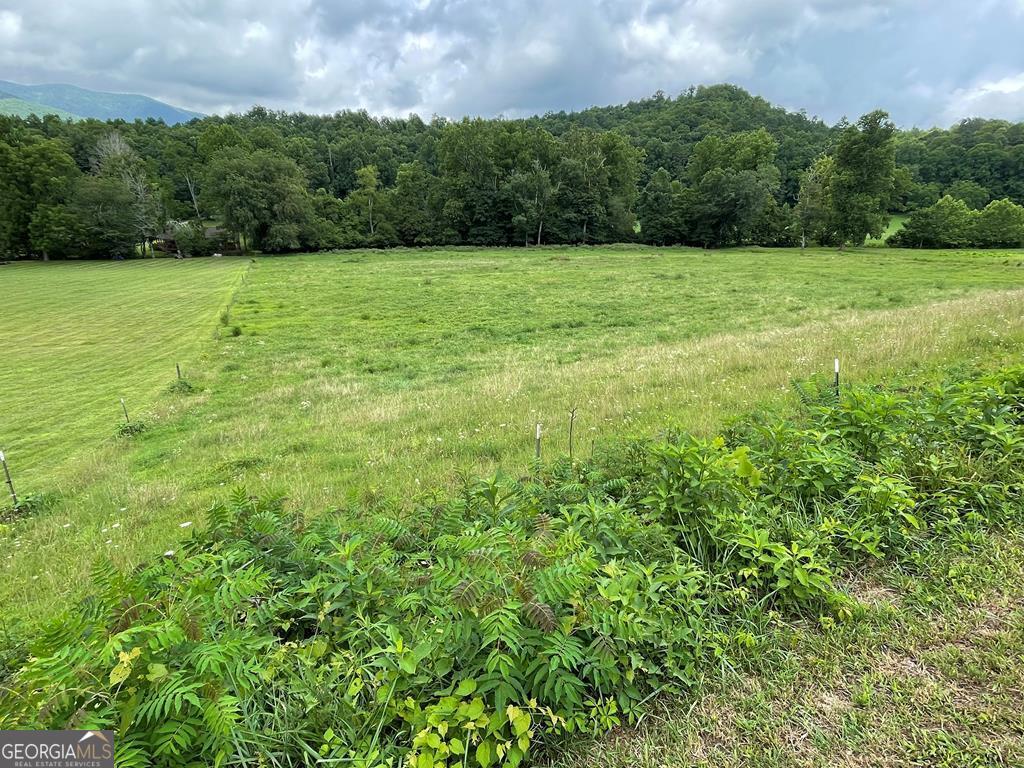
[2,366,1022,766]
[0,491,50,523]
[172,220,217,258]
[115,420,147,438]
[166,378,195,394]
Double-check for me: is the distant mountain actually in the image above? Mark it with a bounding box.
[0,92,82,120]
[0,80,202,124]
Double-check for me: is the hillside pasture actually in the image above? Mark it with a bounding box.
[2,246,1024,623]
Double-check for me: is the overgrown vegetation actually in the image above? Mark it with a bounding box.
[3,365,1020,766]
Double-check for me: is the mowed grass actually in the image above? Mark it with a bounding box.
[866,214,908,245]
[3,245,1024,624]
[0,258,249,481]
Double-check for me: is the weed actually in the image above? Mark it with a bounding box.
[115,420,147,438]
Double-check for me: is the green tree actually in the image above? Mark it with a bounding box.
[973,198,1024,247]
[389,162,442,245]
[0,138,80,258]
[638,168,677,245]
[831,111,896,248]
[29,204,85,259]
[70,176,139,258]
[506,161,558,245]
[202,149,318,252]
[688,167,778,247]
[679,129,781,247]
[555,128,608,243]
[892,195,975,248]
[796,154,837,247]
[347,165,394,244]
[945,180,991,210]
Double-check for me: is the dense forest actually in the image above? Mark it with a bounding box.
[2,83,1024,258]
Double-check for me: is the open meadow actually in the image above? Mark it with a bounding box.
[3,246,1024,624]
[3,245,1024,766]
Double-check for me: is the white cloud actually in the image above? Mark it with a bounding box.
[0,0,1022,125]
[943,72,1024,123]
[0,10,21,40]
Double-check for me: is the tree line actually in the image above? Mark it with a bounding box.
[2,84,1024,259]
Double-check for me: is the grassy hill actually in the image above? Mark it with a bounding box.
[0,80,202,124]
[0,93,81,120]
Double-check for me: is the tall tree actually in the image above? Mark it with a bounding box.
[203,149,317,252]
[830,111,896,248]
[796,154,837,247]
[638,168,676,245]
[506,161,558,245]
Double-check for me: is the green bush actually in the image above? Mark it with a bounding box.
[115,420,147,438]
[173,221,218,258]
[166,378,195,394]
[0,491,50,523]
[2,366,1022,767]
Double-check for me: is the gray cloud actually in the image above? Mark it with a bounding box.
[0,0,1022,126]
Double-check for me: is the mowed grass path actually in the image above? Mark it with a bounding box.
[0,258,249,483]
[3,246,1024,623]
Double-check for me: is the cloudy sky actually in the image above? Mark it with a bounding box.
[1,0,1023,126]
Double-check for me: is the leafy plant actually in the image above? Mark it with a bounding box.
[3,365,1023,766]
[115,420,147,437]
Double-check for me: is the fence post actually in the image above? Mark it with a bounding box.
[535,423,542,460]
[568,407,577,461]
[834,357,840,399]
[120,397,130,424]
[0,450,17,508]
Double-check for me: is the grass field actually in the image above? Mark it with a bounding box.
[3,246,1024,624]
[866,214,908,245]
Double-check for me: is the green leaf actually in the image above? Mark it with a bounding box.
[512,712,531,736]
[464,697,485,720]
[145,663,168,682]
[476,739,494,768]
[455,678,478,697]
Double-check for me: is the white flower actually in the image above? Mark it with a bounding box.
[62,523,71,528]
[111,523,121,529]
[164,550,175,557]
[118,507,127,512]
[179,521,193,529]
[105,539,112,544]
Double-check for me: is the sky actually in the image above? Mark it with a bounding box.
[1,0,1023,127]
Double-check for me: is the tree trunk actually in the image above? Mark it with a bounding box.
[185,174,201,219]
[582,219,588,244]
[536,218,543,246]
